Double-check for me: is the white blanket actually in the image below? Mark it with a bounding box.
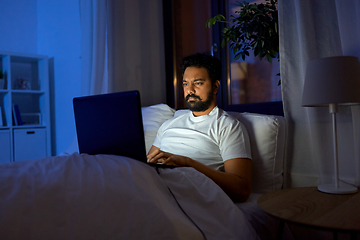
[0,153,259,240]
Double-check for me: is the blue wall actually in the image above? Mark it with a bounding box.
[1,0,82,155]
[0,0,38,53]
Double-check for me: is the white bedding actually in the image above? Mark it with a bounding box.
[0,153,259,240]
[236,194,280,240]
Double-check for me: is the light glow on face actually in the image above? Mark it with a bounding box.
[182,67,217,113]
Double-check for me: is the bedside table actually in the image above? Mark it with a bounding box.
[257,187,360,239]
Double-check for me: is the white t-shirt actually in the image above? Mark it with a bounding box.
[153,106,251,171]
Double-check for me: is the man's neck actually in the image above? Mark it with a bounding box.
[192,105,217,117]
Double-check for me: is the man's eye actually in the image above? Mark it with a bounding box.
[182,83,188,86]
[195,82,203,85]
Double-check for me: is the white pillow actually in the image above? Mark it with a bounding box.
[141,104,175,153]
[228,112,286,193]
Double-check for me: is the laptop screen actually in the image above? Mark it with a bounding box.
[73,90,147,162]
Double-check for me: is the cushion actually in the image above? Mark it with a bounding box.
[141,104,175,153]
[228,112,286,193]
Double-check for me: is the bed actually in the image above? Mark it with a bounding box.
[0,104,286,240]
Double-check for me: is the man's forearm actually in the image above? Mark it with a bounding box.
[186,158,251,202]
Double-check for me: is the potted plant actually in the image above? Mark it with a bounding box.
[206,0,279,63]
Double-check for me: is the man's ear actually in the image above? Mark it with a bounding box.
[213,80,220,94]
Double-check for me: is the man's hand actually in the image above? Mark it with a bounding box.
[147,147,192,167]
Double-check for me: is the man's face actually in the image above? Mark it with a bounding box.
[182,67,219,113]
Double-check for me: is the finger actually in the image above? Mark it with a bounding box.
[151,152,166,162]
[147,149,160,160]
[162,156,177,166]
[157,158,165,164]
[148,151,165,163]
[147,149,162,162]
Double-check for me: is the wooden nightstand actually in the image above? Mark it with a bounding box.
[257,187,360,239]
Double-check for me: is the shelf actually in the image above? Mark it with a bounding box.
[0,51,51,162]
[11,56,44,63]
[11,90,45,94]
[12,125,45,129]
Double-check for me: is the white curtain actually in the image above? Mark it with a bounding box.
[80,0,108,95]
[106,0,166,106]
[64,0,108,156]
[79,0,166,104]
[279,0,360,187]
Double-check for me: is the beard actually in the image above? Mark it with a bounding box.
[185,90,214,112]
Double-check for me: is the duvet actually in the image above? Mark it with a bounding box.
[0,153,259,240]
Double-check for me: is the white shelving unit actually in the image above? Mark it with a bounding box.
[0,51,51,163]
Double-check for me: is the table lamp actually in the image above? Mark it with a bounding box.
[302,56,360,194]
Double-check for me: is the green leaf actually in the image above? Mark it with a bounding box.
[206,0,279,68]
[205,14,227,28]
[266,54,273,63]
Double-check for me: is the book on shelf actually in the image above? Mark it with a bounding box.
[12,105,17,126]
[12,104,23,126]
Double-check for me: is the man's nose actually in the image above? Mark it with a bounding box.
[187,84,195,94]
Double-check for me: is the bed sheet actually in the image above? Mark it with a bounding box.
[236,193,279,240]
[0,153,259,240]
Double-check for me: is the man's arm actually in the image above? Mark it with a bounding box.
[147,146,252,202]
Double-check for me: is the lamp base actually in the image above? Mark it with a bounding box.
[318,182,358,194]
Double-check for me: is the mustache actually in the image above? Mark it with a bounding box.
[185,94,202,101]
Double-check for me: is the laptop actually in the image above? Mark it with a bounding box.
[73,90,174,168]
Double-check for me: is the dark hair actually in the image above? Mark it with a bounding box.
[181,53,221,84]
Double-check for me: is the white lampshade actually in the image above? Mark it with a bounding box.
[302,56,360,194]
[302,56,360,107]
